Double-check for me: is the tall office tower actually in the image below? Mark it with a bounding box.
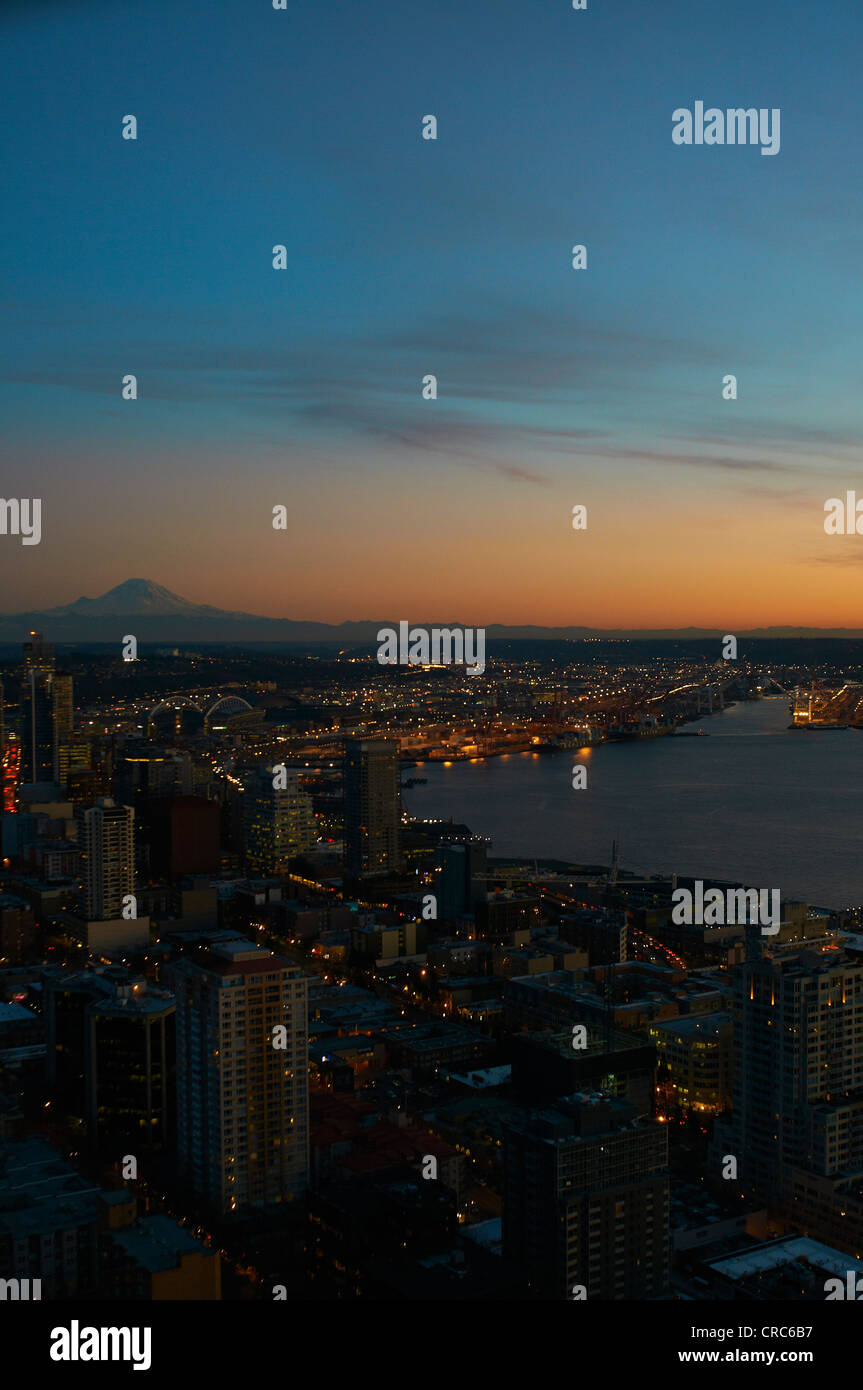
[66,767,110,810]
[45,973,115,1117]
[22,634,56,782]
[242,768,316,876]
[438,840,488,919]
[22,667,73,785]
[76,797,135,920]
[169,942,309,1214]
[25,671,54,782]
[23,631,54,676]
[713,943,863,1251]
[51,673,73,780]
[0,680,12,815]
[503,1095,669,1300]
[116,745,176,807]
[343,738,400,880]
[115,745,176,873]
[170,751,217,799]
[85,987,175,1154]
[56,735,90,790]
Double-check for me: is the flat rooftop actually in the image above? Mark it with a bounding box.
[706,1236,863,1282]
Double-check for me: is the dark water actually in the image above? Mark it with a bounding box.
[403,699,863,909]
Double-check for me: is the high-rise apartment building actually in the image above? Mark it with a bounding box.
[503,1094,669,1299]
[242,768,315,876]
[0,1137,100,1298]
[169,942,308,1215]
[343,739,400,880]
[713,937,863,1252]
[76,798,135,921]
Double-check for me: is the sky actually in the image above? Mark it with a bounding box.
[1,0,862,628]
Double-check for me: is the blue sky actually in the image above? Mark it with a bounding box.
[1,0,861,625]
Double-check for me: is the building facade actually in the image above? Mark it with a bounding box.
[504,1094,669,1299]
[170,942,309,1215]
[343,739,400,879]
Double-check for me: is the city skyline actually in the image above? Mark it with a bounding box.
[5,0,863,1342]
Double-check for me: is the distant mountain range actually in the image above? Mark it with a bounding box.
[1,579,862,645]
[47,579,245,620]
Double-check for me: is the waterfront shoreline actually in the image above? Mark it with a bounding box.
[403,698,863,910]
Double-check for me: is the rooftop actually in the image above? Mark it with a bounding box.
[109,1214,213,1273]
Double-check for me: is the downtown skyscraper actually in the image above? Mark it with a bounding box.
[713,934,863,1255]
[242,767,316,876]
[169,942,309,1215]
[343,738,401,880]
[21,633,74,785]
[503,1094,669,1300]
[75,797,135,921]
